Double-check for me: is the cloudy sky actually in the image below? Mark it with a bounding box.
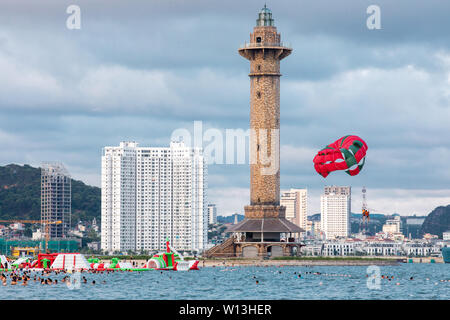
[1,0,449,216]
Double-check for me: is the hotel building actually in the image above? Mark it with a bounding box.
[101,141,207,253]
[320,186,351,239]
[208,204,217,225]
[280,189,308,231]
[382,215,402,234]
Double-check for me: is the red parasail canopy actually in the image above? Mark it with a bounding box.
[313,135,368,178]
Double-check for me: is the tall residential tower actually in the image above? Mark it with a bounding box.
[281,188,308,232]
[320,186,351,239]
[41,163,71,238]
[207,204,217,225]
[101,141,207,253]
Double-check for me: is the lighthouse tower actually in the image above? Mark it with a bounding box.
[204,6,303,258]
[226,5,303,258]
[239,5,291,211]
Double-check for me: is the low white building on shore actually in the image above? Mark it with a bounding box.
[301,238,444,257]
[363,241,402,256]
[322,242,355,256]
[443,231,450,241]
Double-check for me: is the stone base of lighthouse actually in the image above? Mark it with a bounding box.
[204,204,304,258]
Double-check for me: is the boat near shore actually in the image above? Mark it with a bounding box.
[442,247,450,263]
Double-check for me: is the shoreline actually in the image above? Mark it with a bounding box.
[199,259,401,267]
[198,256,444,267]
[2,256,444,271]
[91,256,443,268]
[94,258,402,267]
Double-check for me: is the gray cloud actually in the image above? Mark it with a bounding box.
[0,0,449,216]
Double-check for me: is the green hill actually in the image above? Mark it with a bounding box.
[420,205,450,238]
[0,164,100,226]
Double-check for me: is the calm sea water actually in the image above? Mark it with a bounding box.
[0,264,448,300]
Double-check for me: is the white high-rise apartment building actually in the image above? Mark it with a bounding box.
[280,189,307,230]
[320,186,351,239]
[208,204,217,225]
[280,191,297,222]
[101,141,207,253]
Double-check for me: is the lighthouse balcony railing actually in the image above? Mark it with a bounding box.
[240,42,292,49]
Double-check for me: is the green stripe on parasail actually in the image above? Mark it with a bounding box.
[340,148,357,168]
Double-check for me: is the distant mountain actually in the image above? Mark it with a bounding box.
[310,212,393,235]
[308,213,320,221]
[420,205,450,238]
[0,164,100,226]
[309,212,388,221]
[217,214,244,224]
